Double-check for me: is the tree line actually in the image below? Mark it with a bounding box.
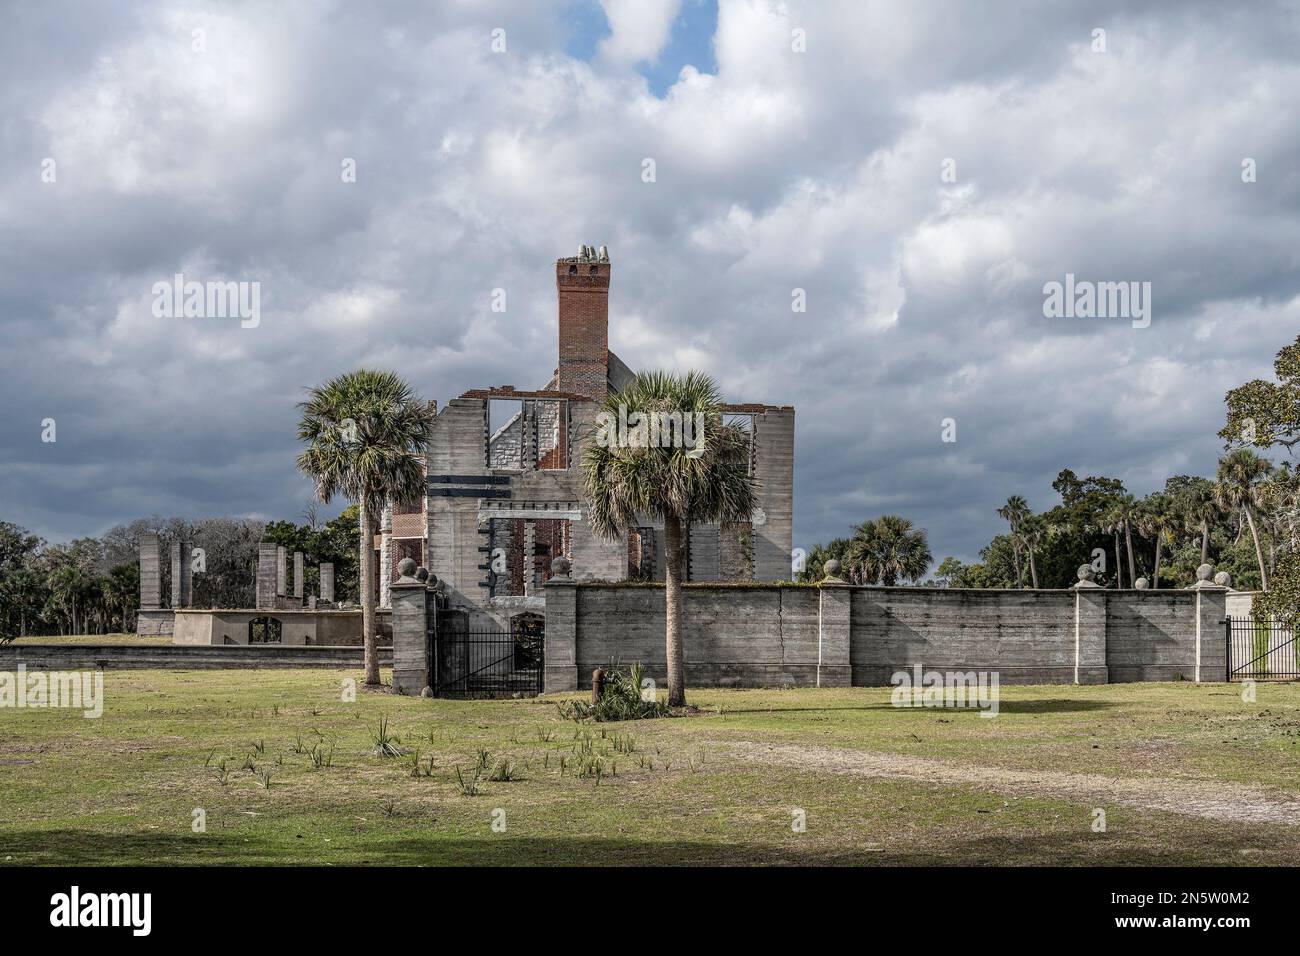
[797,332,1300,603]
[0,507,361,639]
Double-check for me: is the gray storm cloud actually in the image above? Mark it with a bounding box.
[1,0,1298,564]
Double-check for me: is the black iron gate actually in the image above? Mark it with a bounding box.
[425,603,543,698]
[1226,616,1300,681]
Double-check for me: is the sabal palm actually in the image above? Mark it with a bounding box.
[799,538,850,583]
[847,515,933,586]
[297,370,437,685]
[1137,493,1177,588]
[1103,495,1140,586]
[1014,514,1047,588]
[1179,482,1219,566]
[46,562,85,635]
[997,495,1030,588]
[583,371,755,708]
[1214,449,1273,590]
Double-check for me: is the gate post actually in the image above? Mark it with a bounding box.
[1190,580,1229,682]
[543,558,578,693]
[390,559,430,695]
[816,577,851,688]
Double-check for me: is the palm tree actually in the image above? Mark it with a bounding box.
[1214,449,1273,590]
[1103,495,1140,587]
[582,371,755,708]
[1014,514,1047,588]
[103,564,139,633]
[1137,493,1177,588]
[797,538,851,583]
[847,515,933,586]
[46,561,86,635]
[997,496,1030,588]
[1100,511,1125,588]
[297,370,437,686]
[1178,481,1219,566]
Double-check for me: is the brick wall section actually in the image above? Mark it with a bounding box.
[169,539,191,608]
[555,259,610,401]
[719,520,753,581]
[256,543,278,609]
[751,408,794,580]
[544,583,1230,690]
[688,524,720,581]
[139,534,161,610]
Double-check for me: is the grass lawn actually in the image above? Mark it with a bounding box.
[4,633,172,646]
[1,669,1299,866]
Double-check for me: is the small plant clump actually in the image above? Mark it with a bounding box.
[455,765,484,796]
[556,663,670,722]
[372,715,408,757]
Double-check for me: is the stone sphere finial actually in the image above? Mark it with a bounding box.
[1077,564,1095,582]
[1214,570,1232,587]
[551,556,572,578]
[1196,562,1214,582]
[824,559,842,578]
[397,557,417,578]
[414,566,429,583]
[1134,576,1150,590]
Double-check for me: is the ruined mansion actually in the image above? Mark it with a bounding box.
[377,246,795,627]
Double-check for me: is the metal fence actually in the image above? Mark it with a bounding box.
[1226,616,1300,681]
[425,613,544,698]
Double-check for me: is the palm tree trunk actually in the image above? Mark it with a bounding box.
[1200,522,1209,565]
[1028,548,1039,589]
[663,514,687,708]
[359,498,380,685]
[1113,533,1123,588]
[1153,537,1162,589]
[1124,520,1137,585]
[1243,507,1269,590]
[1010,535,1023,588]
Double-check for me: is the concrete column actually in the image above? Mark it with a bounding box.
[170,539,191,608]
[1073,588,1108,684]
[816,582,852,687]
[139,534,161,610]
[293,551,304,601]
[523,520,537,597]
[276,546,287,598]
[390,577,429,696]
[543,572,578,692]
[320,562,335,603]
[256,543,278,610]
[1193,586,1229,682]
[379,504,393,610]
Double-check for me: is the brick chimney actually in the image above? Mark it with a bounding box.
[556,244,610,402]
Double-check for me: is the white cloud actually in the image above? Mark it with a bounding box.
[597,0,684,66]
[2,0,1299,564]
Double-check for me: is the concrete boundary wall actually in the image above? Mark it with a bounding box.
[540,581,1230,692]
[0,644,391,670]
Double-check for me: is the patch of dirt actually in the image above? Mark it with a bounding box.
[724,741,1300,826]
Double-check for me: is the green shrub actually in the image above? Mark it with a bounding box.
[556,663,670,722]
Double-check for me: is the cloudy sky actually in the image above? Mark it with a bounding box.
[2,0,1298,565]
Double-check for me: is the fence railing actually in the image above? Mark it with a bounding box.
[1227,616,1300,680]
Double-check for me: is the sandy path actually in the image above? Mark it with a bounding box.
[722,741,1300,826]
